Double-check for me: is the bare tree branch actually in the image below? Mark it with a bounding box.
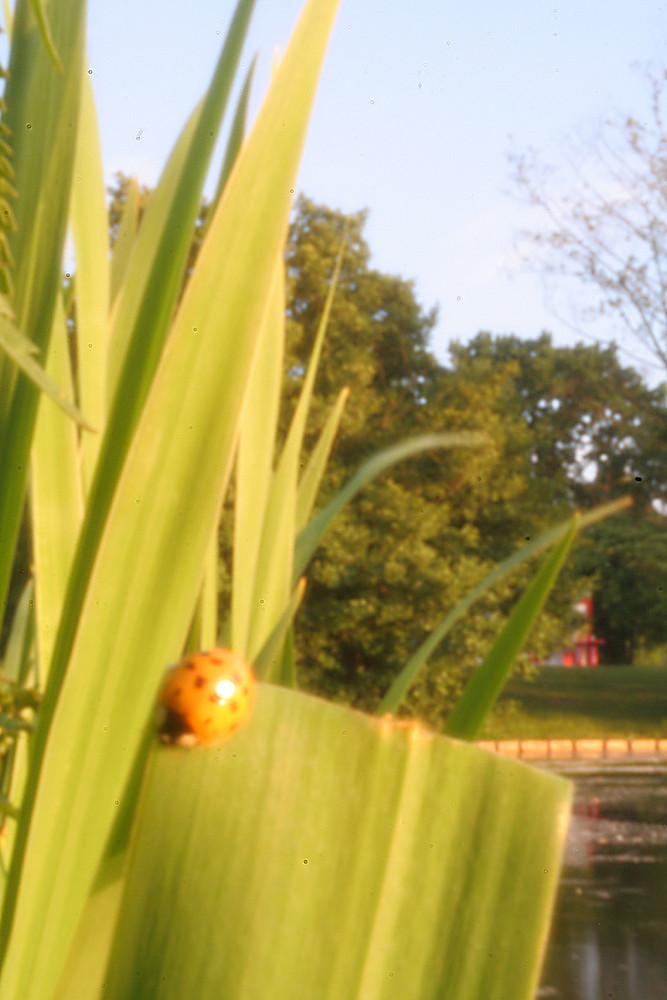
[509,67,667,372]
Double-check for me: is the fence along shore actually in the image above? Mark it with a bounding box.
[476,737,667,761]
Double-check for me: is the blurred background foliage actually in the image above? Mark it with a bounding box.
[8,177,666,730]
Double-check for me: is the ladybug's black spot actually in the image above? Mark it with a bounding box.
[173,686,183,697]
[210,654,223,664]
[204,717,213,727]
[208,693,218,703]
[185,660,196,670]
[159,706,194,744]
[230,700,239,714]
[194,675,206,688]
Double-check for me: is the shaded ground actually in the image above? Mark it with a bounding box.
[478,665,667,739]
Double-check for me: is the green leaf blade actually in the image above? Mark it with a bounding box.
[377,496,632,716]
[0,312,95,431]
[232,261,285,657]
[296,386,349,532]
[29,295,84,675]
[70,69,110,485]
[294,432,486,580]
[444,513,580,740]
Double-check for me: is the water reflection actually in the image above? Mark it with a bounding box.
[537,761,667,1000]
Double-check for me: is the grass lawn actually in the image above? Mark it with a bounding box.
[478,664,667,740]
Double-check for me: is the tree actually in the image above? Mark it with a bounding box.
[107,171,152,246]
[442,332,667,665]
[445,331,667,514]
[96,184,667,698]
[510,68,667,373]
[281,204,581,724]
[576,513,667,664]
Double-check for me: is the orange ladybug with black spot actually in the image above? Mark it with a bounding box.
[158,648,254,747]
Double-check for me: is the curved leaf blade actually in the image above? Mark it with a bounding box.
[296,385,349,532]
[0,313,95,430]
[377,496,632,716]
[294,432,486,580]
[444,514,579,740]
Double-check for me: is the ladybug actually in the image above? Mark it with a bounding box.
[158,648,255,747]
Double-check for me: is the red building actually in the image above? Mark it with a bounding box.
[547,595,605,667]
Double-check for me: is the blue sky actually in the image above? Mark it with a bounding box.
[86,0,667,382]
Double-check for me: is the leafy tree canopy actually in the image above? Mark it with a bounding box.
[65,179,667,705]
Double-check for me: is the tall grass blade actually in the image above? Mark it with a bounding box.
[377,497,631,715]
[30,294,84,675]
[70,68,109,486]
[253,577,306,681]
[232,261,285,656]
[444,514,579,739]
[242,234,345,662]
[0,311,94,429]
[296,385,349,531]
[294,432,486,580]
[213,53,257,208]
[27,0,64,73]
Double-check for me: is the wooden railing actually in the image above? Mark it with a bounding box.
[476,737,667,761]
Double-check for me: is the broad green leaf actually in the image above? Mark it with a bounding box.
[0,1,343,993]
[103,685,572,1000]
[294,432,486,580]
[70,67,109,487]
[296,385,349,531]
[0,0,86,619]
[0,312,94,431]
[376,496,632,716]
[444,514,580,740]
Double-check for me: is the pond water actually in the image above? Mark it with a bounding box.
[537,760,667,1000]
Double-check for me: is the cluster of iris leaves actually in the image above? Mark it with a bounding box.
[0,1,627,998]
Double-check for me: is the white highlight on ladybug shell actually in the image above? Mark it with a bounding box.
[215,678,236,703]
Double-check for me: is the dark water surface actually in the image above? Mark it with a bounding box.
[537,760,667,1000]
